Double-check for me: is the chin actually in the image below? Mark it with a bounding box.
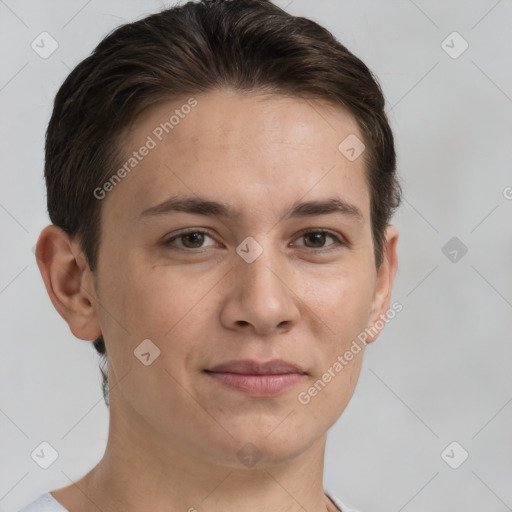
[201,423,319,469]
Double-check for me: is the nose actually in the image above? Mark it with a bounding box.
[219,243,300,336]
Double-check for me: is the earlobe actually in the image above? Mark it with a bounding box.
[365,224,399,344]
[35,225,102,341]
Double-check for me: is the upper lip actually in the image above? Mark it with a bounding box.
[206,359,307,375]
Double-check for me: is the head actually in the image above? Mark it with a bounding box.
[36,0,400,466]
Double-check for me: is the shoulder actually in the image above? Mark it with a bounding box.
[22,490,359,512]
[325,488,361,512]
[17,492,69,512]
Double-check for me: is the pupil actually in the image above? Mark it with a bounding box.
[185,232,203,247]
[307,233,325,247]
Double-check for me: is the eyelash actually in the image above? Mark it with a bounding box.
[162,228,347,252]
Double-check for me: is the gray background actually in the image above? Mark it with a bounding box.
[1,1,511,511]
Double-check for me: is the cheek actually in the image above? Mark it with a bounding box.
[126,268,225,339]
[300,264,374,410]
[96,262,224,392]
[94,263,203,415]
[98,254,202,337]
[304,262,376,339]
[312,353,364,421]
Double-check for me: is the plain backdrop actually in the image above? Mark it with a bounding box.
[1,1,511,511]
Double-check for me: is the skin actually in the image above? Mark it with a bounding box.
[36,89,398,512]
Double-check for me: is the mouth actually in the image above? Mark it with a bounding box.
[204,359,307,397]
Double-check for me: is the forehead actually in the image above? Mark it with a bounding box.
[139,90,363,157]
[103,89,370,226]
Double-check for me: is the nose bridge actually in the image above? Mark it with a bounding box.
[236,237,286,301]
[221,235,299,334]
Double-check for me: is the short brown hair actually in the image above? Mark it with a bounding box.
[44,0,402,406]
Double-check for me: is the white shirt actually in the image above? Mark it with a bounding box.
[18,490,360,512]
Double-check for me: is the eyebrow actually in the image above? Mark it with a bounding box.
[139,196,364,223]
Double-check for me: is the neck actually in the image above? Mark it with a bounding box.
[61,396,339,512]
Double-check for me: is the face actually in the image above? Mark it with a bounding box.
[80,90,397,467]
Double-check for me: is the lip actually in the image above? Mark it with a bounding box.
[204,359,307,397]
[207,359,306,375]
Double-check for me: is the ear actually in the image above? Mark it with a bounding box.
[35,225,102,341]
[365,224,399,344]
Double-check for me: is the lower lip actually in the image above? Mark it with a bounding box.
[205,371,305,396]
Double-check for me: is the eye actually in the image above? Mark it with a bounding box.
[162,228,347,252]
[293,229,345,250]
[163,229,217,250]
